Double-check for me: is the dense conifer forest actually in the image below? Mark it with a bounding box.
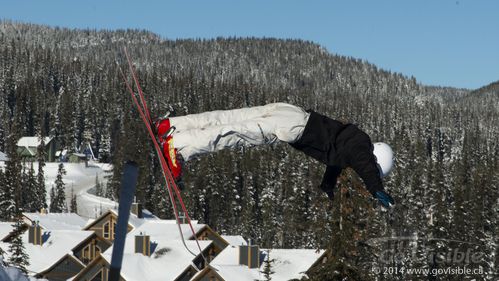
[0,21,497,280]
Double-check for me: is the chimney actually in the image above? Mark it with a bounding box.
[28,222,43,245]
[239,245,260,269]
[135,233,151,256]
[131,202,143,218]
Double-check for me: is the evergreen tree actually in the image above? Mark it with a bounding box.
[70,187,77,213]
[35,130,47,210]
[103,164,116,200]
[49,163,66,213]
[261,250,275,281]
[309,170,373,280]
[98,122,111,163]
[49,187,56,212]
[21,162,38,212]
[1,122,21,221]
[0,168,5,221]
[104,181,115,201]
[94,173,103,197]
[106,140,124,201]
[148,182,172,219]
[8,214,29,274]
[0,122,5,153]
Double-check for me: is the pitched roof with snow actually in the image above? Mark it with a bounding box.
[84,208,160,230]
[0,230,94,274]
[220,235,248,246]
[197,246,325,281]
[16,137,53,148]
[23,213,87,231]
[130,220,207,240]
[101,240,211,281]
[109,208,160,228]
[100,221,212,281]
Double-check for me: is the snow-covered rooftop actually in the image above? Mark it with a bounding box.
[102,240,210,281]
[100,221,213,281]
[0,229,94,274]
[220,235,248,246]
[130,220,206,240]
[200,246,325,281]
[23,213,87,231]
[113,208,160,224]
[83,208,160,230]
[0,222,14,241]
[16,137,53,148]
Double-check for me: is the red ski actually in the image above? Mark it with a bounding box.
[119,48,206,261]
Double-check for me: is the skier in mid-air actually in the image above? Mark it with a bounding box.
[155,102,395,208]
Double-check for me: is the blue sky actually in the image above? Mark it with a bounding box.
[1,0,498,89]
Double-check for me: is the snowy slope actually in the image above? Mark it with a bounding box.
[1,161,117,219]
[38,161,114,218]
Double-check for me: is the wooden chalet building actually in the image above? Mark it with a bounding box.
[83,209,134,243]
[192,247,327,281]
[1,207,327,281]
[74,218,231,281]
[35,230,111,280]
[0,212,112,281]
[16,136,56,162]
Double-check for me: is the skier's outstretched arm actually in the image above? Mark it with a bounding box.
[340,125,395,208]
[320,165,342,200]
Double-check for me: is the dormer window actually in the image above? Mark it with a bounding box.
[103,222,110,239]
[103,220,117,241]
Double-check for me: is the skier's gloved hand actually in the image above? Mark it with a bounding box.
[320,166,341,201]
[324,190,335,201]
[320,181,336,201]
[374,190,395,208]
